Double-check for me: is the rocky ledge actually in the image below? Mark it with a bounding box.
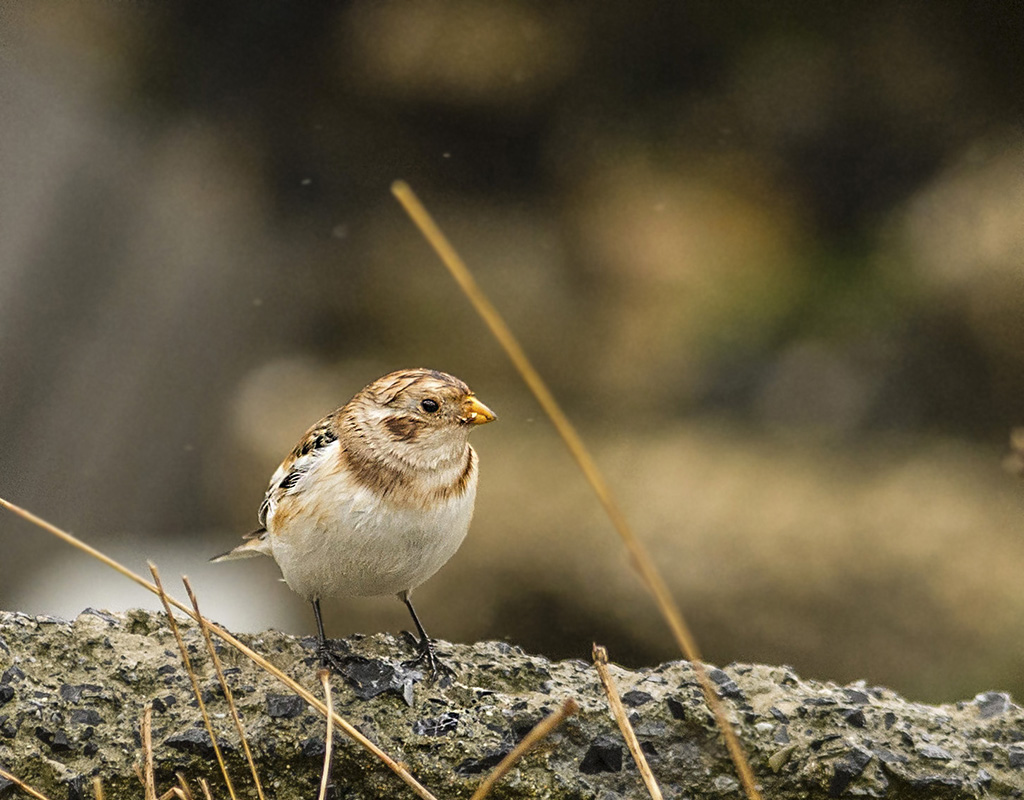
[0,609,1021,799]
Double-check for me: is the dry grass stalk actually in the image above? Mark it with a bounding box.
[198,779,214,800]
[392,181,763,800]
[0,497,440,800]
[92,776,104,800]
[141,705,157,800]
[182,577,266,800]
[593,645,664,800]
[468,698,579,800]
[157,788,188,800]
[0,768,54,800]
[175,774,195,800]
[149,564,238,800]
[317,669,336,800]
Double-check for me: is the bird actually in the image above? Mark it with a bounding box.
[212,368,496,677]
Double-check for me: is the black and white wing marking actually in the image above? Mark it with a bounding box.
[257,413,340,529]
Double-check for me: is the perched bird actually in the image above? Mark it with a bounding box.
[212,368,495,676]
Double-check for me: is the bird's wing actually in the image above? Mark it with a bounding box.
[258,410,342,529]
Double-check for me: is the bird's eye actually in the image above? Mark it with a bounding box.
[420,398,440,413]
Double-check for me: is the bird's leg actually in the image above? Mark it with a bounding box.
[312,598,345,671]
[401,592,454,684]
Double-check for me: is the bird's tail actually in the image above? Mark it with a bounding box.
[209,529,270,563]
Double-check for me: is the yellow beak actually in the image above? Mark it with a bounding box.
[462,395,496,425]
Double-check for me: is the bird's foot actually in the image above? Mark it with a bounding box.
[401,631,455,687]
[316,638,350,673]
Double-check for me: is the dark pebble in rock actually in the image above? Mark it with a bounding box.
[412,712,460,737]
[621,690,653,707]
[266,693,306,719]
[337,656,416,703]
[0,685,13,707]
[66,776,87,800]
[71,709,104,726]
[810,734,842,750]
[151,694,177,713]
[157,665,177,676]
[1008,748,1024,769]
[708,669,744,700]
[843,689,870,705]
[457,751,509,775]
[769,706,789,723]
[1,667,25,683]
[301,736,325,758]
[580,736,623,774]
[842,708,866,728]
[60,684,82,703]
[65,684,102,701]
[666,698,686,720]
[975,692,1011,719]
[52,731,73,752]
[165,726,215,756]
[902,774,966,792]
[511,713,545,740]
[640,741,658,758]
[828,745,873,797]
[873,747,907,764]
[917,744,953,761]
[35,727,73,753]
[82,608,119,625]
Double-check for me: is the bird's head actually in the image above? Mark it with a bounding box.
[356,368,496,464]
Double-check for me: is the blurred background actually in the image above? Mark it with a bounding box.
[1,2,1022,704]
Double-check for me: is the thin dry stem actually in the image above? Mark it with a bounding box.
[469,698,579,800]
[0,497,439,800]
[175,774,195,800]
[92,777,104,800]
[593,645,664,800]
[0,768,54,800]
[317,669,336,800]
[392,181,763,800]
[198,779,213,800]
[183,577,266,800]
[149,564,238,800]
[157,789,187,800]
[141,705,157,800]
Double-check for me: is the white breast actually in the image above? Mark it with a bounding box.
[264,442,479,601]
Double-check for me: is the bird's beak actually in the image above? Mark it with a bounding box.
[461,395,496,425]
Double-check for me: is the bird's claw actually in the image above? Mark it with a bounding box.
[316,639,350,673]
[401,633,455,687]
